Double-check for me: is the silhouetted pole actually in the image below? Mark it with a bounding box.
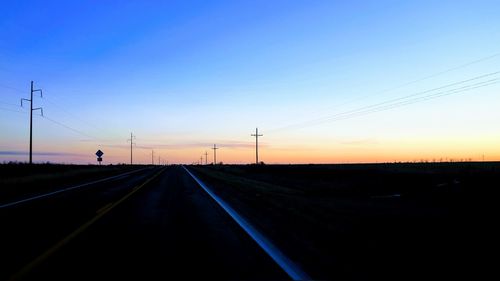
[200,156,203,165]
[29,82,33,164]
[158,155,160,165]
[251,127,263,164]
[212,144,219,165]
[127,132,135,165]
[205,151,208,165]
[21,81,43,164]
[152,150,154,165]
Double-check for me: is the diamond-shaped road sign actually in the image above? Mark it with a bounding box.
[96,150,104,157]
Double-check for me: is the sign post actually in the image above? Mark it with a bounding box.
[96,150,104,165]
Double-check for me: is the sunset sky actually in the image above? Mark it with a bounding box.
[1,0,500,164]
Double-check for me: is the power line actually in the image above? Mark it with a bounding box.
[43,94,127,143]
[340,71,500,116]
[43,96,106,133]
[40,115,102,141]
[0,83,24,93]
[335,52,500,109]
[269,51,500,126]
[9,81,105,150]
[36,94,122,144]
[1,80,123,141]
[344,79,500,119]
[309,79,500,125]
[269,71,500,133]
[280,79,500,131]
[5,80,111,144]
[0,101,21,107]
[273,71,500,131]
[44,95,125,141]
[271,77,500,132]
[0,107,25,114]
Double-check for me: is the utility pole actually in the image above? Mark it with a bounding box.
[200,156,203,165]
[151,150,154,165]
[212,144,219,165]
[251,127,263,164]
[127,132,136,165]
[205,151,208,165]
[158,155,160,165]
[21,81,43,164]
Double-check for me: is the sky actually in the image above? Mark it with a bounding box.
[1,0,500,164]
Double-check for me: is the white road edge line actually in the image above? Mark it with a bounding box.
[0,167,152,209]
[182,166,311,281]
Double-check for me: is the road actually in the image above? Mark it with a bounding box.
[0,166,289,280]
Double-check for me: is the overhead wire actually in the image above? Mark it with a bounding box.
[336,52,500,107]
[268,71,500,132]
[0,80,125,144]
[268,51,500,127]
[0,83,24,94]
[319,79,500,123]
[268,74,500,132]
[43,96,109,133]
[0,107,25,114]
[0,100,22,107]
[38,115,104,142]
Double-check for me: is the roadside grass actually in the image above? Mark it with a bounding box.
[191,166,326,229]
[190,166,373,231]
[0,164,142,203]
[190,163,500,280]
[3,167,112,186]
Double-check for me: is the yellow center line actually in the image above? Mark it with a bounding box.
[95,203,113,214]
[9,167,166,281]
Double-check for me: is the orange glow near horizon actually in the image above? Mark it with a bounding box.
[3,135,498,165]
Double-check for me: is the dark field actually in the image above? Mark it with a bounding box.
[0,164,141,205]
[191,162,500,280]
[1,162,498,280]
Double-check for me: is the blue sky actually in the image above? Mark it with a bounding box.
[1,0,500,164]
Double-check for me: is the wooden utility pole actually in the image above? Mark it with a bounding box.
[127,132,135,165]
[212,144,219,165]
[21,81,43,164]
[251,127,263,164]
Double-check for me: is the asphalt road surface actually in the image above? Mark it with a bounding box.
[0,166,289,281]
